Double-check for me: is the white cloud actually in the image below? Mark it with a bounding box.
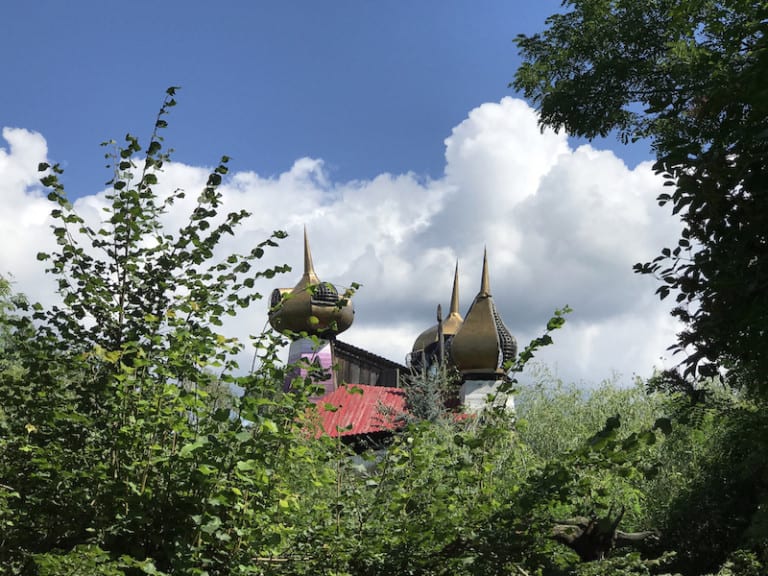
[0,128,59,305]
[0,98,681,385]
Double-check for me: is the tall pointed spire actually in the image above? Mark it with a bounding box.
[479,247,491,297]
[450,261,460,317]
[300,225,320,287]
[442,260,463,332]
[410,262,464,367]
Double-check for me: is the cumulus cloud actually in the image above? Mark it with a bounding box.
[0,98,680,385]
[0,128,59,306]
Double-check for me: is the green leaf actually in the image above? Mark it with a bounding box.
[200,515,222,534]
[178,436,208,458]
[261,419,278,434]
[236,459,257,472]
[197,464,217,476]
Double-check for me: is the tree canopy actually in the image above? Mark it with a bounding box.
[513,0,768,393]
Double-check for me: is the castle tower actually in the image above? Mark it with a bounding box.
[268,228,354,396]
[411,263,463,371]
[450,250,517,411]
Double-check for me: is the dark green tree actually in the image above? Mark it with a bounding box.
[647,385,768,574]
[514,3,768,572]
[513,0,768,394]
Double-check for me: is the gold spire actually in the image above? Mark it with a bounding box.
[449,262,460,316]
[296,225,320,289]
[411,262,464,355]
[450,251,516,377]
[479,247,490,297]
[443,261,463,334]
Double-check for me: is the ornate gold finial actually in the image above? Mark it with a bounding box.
[450,251,516,377]
[268,228,354,338]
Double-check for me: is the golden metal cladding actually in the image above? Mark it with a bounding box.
[268,228,354,338]
[450,249,516,377]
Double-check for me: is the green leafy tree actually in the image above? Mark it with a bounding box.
[0,88,322,575]
[513,0,768,393]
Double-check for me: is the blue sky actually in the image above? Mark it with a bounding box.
[0,2,677,385]
[2,1,649,195]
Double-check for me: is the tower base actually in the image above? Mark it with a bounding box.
[459,379,515,412]
[285,338,335,399]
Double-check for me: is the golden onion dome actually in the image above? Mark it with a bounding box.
[450,250,516,377]
[412,263,463,353]
[268,228,354,338]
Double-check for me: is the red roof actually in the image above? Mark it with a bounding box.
[314,384,407,437]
